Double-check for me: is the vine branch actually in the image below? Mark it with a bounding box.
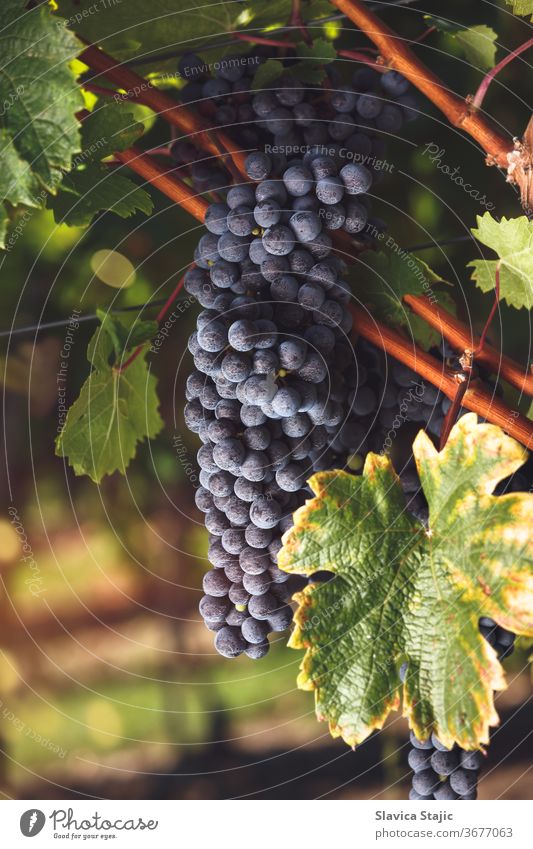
[330,0,514,169]
[114,142,533,446]
[117,274,186,373]
[116,147,208,222]
[403,293,533,397]
[349,304,533,448]
[79,44,248,179]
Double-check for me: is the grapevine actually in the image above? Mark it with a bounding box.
[1,0,532,807]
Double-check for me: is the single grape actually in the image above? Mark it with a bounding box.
[215,625,246,658]
[381,70,410,97]
[316,176,344,205]
[245,640,270,659]
[248,592,279,620]
[412,769,441,796]
[203,569,232,597]
[283,165,314,197]
[262,225,295,256]
[267,604,293,632]
[449,768,478,797]
[340,163,372,195]
[205,202,230,235]
[430,748,459,777]
[408,748,433,773]
[250,496,282,529]
[289,211,322,243]
[227,205,255,237]
[239,546,271,575]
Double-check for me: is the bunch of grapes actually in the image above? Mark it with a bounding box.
[176,46,526,804]
[184,147,379,658]
[172,47,417,215]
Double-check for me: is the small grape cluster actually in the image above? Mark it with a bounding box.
[408,729,484,801]
[173,47,417,217]
[185,149,376,658]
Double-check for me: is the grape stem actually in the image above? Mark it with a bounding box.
[337,49,386,72]
[410,25,436,46]
[113,144,533,446]
[436,265,504,448]
[78,43,249,179]
[472,38,533,110]
[471,263,501,357]
[330,0,515,170]
[233,33,295,49]
[289,0,313,46]
[117,273,186,373]
[439,371,470,450]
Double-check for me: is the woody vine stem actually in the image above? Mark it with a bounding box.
[78,26,533,448]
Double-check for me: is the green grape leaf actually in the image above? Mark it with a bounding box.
[291,39,337,84]
[503,1,533,21]
[241,1,333,30]
[468,213,533,309]
[79,100,145,161]
[251,60,286,92]
[57,1,334,73]
[425,18,498,70]
[96,309,158,361]
[452,25,498,71]
[279,414,533,750]
[49,164,153,227]
[56,0,245,72]
[0,0,83,245]
[56,317,163,482]
[354,247,455,351]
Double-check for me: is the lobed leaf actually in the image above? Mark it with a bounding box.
[468,213,533,309]
[503,1,533,21]
[425,18,498,70]
[353,248,455,351]
[280,414,533,750]
[0,0,83,245]
[55,317,163,482]
[49,165,153,227]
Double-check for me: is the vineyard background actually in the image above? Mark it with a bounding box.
[0,0,531,799]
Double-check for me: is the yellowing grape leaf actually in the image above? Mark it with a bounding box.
[279,414,533,750]
[468,213,533,309]
[55,317,162,482]
[504,1,533,22]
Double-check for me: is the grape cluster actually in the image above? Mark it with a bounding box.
[185,149,377,657]
[173,48,417,217]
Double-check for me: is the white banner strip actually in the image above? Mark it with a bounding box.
[2,800,531,848]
